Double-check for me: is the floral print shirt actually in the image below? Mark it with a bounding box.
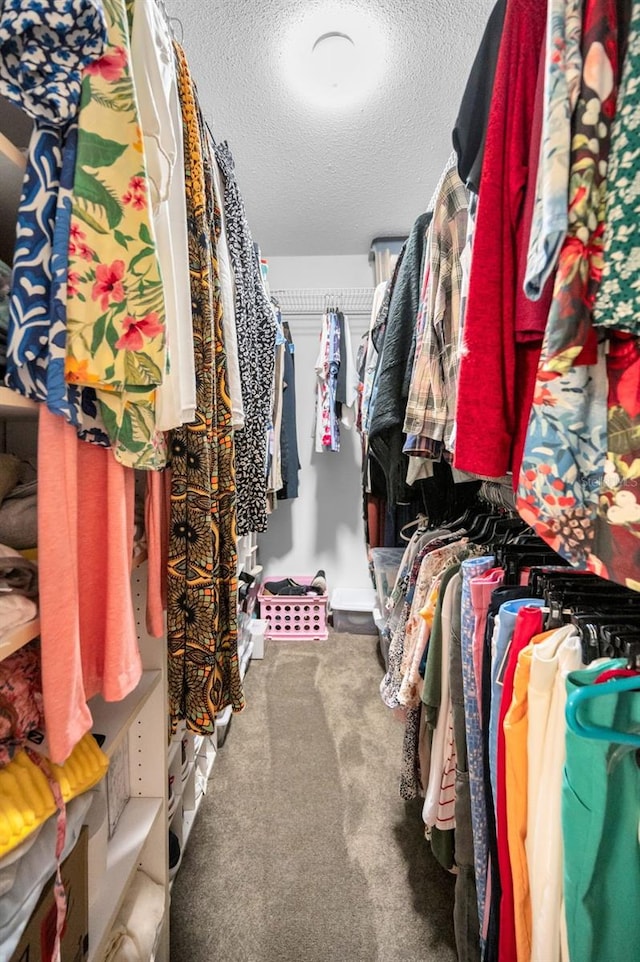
[595,0,640,335]
[525,0,584,300]
[517,0,640,588]
[540,0,619,373]
[65,0,168,469]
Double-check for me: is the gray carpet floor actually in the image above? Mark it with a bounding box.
[170,631,457,962]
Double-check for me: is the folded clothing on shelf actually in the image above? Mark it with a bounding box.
[0,462,37,551]
[0,793,92,960]
[104,868,165,962]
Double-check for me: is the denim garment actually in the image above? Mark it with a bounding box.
[460,555,496,949]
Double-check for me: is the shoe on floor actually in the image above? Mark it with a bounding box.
[263,578,307,596]
[169,829,182,880]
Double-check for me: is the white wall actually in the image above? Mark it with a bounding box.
[267,254,373,290]
[259,255,374,594]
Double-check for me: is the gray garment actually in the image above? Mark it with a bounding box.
[278,322,300,500]
[449,573,481,962]
[369,213,432,505]
[214,141,277,535]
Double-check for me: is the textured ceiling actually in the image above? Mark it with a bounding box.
[164,0,495,256]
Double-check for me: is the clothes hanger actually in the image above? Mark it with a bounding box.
[566,653,640,748]
[399,514,429,542]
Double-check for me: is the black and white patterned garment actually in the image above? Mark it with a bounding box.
[214,141,277,535]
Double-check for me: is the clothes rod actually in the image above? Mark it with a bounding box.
[271,287,375,316]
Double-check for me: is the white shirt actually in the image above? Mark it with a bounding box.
[131,0,196,431]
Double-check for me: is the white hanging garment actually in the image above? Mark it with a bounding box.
[130,0,196,431]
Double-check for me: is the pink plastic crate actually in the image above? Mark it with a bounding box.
[258,576,328,641]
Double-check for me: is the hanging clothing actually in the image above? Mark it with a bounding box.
[38,405,139,764]
[315,310,340,452]
[594,333,640,588]
[461,555,497,953]
[526,626,583,962]
[449,571,481,962]
[503,630,554,962]
[277,320,300,501]
[494,606,545,962]
[452,0,506,194]
[517,0,622,576]
[403,168,468,460]
[525,0,584,301]
[65,0,169,469]
[563,662,640,962]
[538,0,619,373]
[214,140,276,536]
[211,153,244,431]
[167,43,243,734]
[595,0,640,335]
[130,0,196,432]
[368,213,431,500]
[360,280,388,437]
[454,0,548,480]
[0,0,109,445]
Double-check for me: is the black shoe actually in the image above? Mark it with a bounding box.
[263,578,307,596]
[169,830,182,879]
[309,569,327,594]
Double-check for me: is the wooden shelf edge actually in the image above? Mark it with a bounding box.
[0,616,40,662]
[0,386,38,419]
[0,130,25,169]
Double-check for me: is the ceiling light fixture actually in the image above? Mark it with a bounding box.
[311,31,356,89]
[283,5,387,110]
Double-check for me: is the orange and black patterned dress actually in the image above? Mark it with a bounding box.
[167,43,244,733]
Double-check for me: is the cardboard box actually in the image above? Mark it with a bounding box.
[10,826,89,962]
[106,738,130,839]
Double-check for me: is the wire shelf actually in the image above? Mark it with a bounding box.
[271,287,375,316]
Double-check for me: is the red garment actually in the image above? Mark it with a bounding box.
[454,0,548,480]
[497,604,544,962]
[516,29,556,343]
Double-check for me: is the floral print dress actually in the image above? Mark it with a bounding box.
[64,0,168,469]
[595,0,640,335]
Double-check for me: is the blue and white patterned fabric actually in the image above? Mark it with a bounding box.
[460,555,495,952]
[0,0,108,444]
[0,0,106,123]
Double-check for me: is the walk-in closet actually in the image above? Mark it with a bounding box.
[0,0,639,960]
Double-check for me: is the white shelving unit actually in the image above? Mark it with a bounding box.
[88,797,164,962]
[0,387,37,420]
[90,670,161,759]
[0,371,265,958]
[168,725,217,890]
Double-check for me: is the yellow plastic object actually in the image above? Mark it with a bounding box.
[49,731,109,802]
[0,751,55,855]
[0,734,109,857]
